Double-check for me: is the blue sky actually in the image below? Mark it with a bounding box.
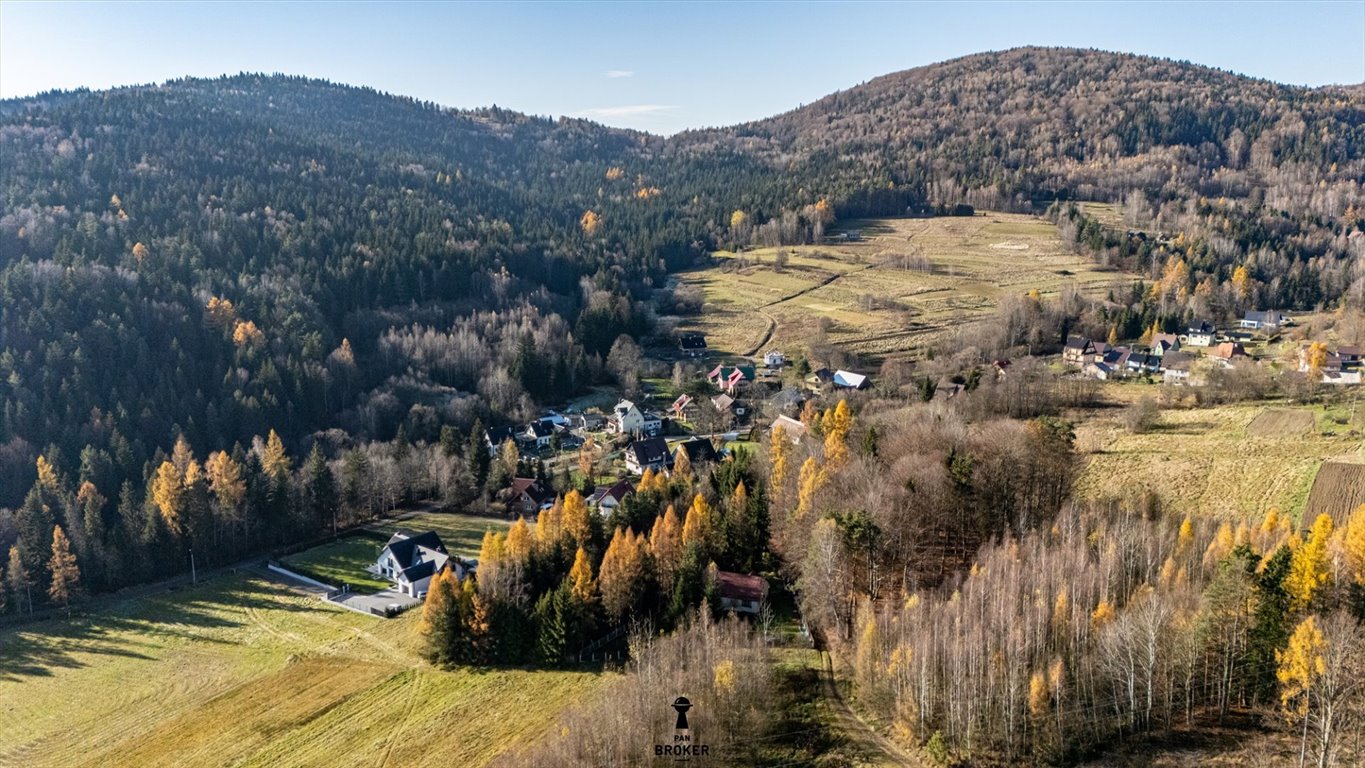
[2,1,1362,134]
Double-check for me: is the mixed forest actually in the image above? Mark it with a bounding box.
[1,45,1363,766]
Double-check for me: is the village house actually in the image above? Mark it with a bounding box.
[1161,352,1196,385]
[715,571,768,615]
[524,420,555,450]
[1084,360,1116,380]
[572,412,606,432]
[675,438,720,468]
[587,478,635,516]
[1150,334,1181,356]
[625,437,671,475]
[670,394,694,420]
[763,350,785,368]
[608,400,661,436]
[832,370,869,390]
[1240,310,1285,332]
[1320,370,1363,385]
[484,424,520,455]
[1063,336,1096,366]
[770,414,809,443]
[1338,346,1362,367]
[708,364,755,393]
[1210,341,1248,365]
[805,368,835,390]
[1298,347,1344,375]
[1184,320,1216,347]
[769,387,805,414]
[679,332,708,358]
[507,477,554,517]
[374,530,460,598]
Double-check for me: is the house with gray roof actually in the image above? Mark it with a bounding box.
[374,530,461,598]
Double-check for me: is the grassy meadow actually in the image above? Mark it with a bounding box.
[677,212,1137,361]
[0,511,593,768]
[1074,402,1365,522]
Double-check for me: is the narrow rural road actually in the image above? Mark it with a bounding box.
[820,651,926,768]
[741,262,876,357]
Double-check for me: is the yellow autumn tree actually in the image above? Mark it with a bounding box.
[580,210,602,236]
[729,210,748,230]
[204,296,237,329]
[1305,342,1329,381]
[672,444,692,482]
[795,457,824,519]
[536,496,564,549]
[599,528,645,619]
[261,429,291,478]
[823,399,852,464]
[131,242,149,262]
[1276,615,1326,721]
[35,455,59,491]
[150,461,185,535]
[812,198,835,224]
[604,166,624,181]
[505,517,532,563]
[1231,265,1252,299]
[1028,670,1050,718]
[568,546,597,604]
[649,504,683,593]
[681,493,716,552]
[233,319,264,347]
[1091,599,1116,629]
[1285,514,1334,612]
[205,450,246,515]
[562,489,593,547]
[47,525,81,611]
[769,425,790,491]
[1341,503,1365,587]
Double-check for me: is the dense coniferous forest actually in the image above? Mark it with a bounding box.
[0,48,1362,606]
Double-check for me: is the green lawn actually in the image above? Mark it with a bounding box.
[0,566,605,767]
[281,511,512,592]
[280,533,390,591]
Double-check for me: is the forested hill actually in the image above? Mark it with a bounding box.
[677,47,1361,210]
[0,49,1361,522]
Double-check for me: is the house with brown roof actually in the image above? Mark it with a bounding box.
[507,477,554,517]
[715,571,768,615]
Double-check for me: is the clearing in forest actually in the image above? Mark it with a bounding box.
[0,545,600,768]
[675,212,1137,362]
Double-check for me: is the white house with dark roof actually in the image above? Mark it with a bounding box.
[587,478,635,516]
[374,530,461,598]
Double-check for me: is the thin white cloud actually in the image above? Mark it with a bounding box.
[577,104,677,119]
[605,70,635,79]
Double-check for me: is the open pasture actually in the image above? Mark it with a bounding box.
[677,213,1137,362]
[0,561,601,768]
[1074,404,1362,522]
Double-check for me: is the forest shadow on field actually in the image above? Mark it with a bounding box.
[0,574,313,681]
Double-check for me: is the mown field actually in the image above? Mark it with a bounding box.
[1074,402,1365,522]
[0,562,604,768]
[281,511,511,591]
[676,213,1137,361]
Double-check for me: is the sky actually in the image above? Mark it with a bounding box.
[2,1,1362,135]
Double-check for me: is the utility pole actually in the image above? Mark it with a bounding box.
[190,548,197,585]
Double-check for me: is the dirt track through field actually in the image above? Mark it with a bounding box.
[743,264,874,357]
